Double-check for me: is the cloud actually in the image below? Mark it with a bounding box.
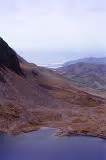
[0,0,106,64]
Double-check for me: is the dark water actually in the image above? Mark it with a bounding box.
[0,128,106,160]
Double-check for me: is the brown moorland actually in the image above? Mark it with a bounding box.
[0,38,106,138]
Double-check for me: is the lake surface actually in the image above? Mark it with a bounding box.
[0,128,106,160]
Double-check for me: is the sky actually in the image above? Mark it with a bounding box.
[0,0,106,65]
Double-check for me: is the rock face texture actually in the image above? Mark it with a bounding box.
[0,38,22,75]
[0,38,105,138]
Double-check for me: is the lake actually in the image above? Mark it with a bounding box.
[0,128,106,160]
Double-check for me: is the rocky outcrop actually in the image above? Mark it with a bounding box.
[0,37,23,75]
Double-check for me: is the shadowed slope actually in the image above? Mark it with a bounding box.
[0,37,23,75]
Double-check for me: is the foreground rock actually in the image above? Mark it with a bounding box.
[56,106,106,139]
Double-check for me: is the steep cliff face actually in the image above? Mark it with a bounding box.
[0,37,23,75]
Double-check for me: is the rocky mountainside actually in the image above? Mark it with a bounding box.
[0,38,23,75]
[57,62,106,91]
[0,38,105,138]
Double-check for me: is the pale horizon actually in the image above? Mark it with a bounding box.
[0,0,106,65]
[17,49,106,66]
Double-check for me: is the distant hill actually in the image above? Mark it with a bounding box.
[57,62,106,91]
[63,57,106,66]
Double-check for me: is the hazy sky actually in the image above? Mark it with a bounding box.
[0,0,106,65]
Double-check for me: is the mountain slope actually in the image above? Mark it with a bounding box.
[57,62,106,91]
[0,38,23,75]
[0,38,105,138]
[63,57,106,66]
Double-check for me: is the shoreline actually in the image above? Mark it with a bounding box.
[56,129,106,140]
[0,126,106,140]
